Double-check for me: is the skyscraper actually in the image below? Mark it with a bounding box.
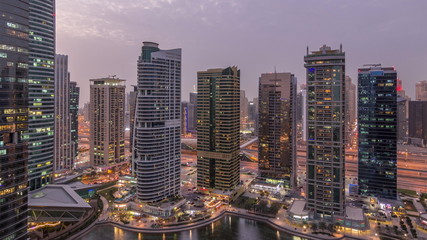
[70,81,79,160]
[345,76,356,145]
[358,64,397,200]
[416,80,427,101]
[409,101,427,145]
[0,1,30,239]
[396,79,409,142]
[133,42,181,202]
[397,96,408,142]
[181,101,189,134]
[129,85,137,150]
[89,77,126,167]
[28,0,55,190]
[304,45,346,218]
[54,54,73,173]
[187,92,197,133]
[240,90,249,130]
[197,67,240,191]
[258,72,297,188]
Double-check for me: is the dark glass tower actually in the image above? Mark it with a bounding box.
[304,45,346,218]
[409,101,427,145]
[358,65,397,200]
[0,1,30,239]
[258,72,297,188]
[197,67,240,191]
[28,0,55,190]
[70,81,79,160]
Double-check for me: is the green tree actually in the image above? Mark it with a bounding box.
[311,223,318,232]
[319,222,327,231]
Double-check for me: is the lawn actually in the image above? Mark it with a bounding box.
[398,189,418,197]
[98,187,118,203]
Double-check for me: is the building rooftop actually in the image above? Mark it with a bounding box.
[289,200,309,216]
[345,206,364,221]
[29,185,91,209]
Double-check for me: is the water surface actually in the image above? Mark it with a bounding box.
[79,215,306,240]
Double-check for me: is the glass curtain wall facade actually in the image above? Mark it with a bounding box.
[358,65,397,200]
[197,67,240,191]
[133,42,181,202]
[28,0,55,190]
[258,72,297,188]
[304,45,346,219]
[0,1,30,239]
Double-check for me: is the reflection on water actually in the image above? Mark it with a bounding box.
[79,216,306,240]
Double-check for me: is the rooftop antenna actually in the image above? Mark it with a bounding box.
[340,43,343,53]
[306,46,309,55]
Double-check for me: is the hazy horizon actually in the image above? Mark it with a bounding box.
[56,0,427,104]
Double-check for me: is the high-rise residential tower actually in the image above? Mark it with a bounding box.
[133,42,181,202]
[181,101,189,134]
[258,72,297,188]
[129,86,137,150]
[345,76,356,145]
[416,80,427,101]
[70,81,79,160]
[0,1,30,239]
[54,54,73,173]
[358,64,397,200]
[187,92,197,133]
[89,77,126,167]
[409,101,427,145]
[304,45,346,218]
[240,90,249,130]
[197,67,240,191]
[28,0,55,190]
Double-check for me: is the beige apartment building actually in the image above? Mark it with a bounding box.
[89,77,126,167]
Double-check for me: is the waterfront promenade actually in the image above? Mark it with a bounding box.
[70,199,370,240]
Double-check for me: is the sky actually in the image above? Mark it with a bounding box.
[56,0,427,104]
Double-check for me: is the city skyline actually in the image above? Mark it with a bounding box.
[56,0,427,104]
[2,1,427,239]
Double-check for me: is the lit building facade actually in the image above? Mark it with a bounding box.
[304,45,346,218]
[345,76,356,145]
[258,72,297,188]
[0,1,30,239]
[28,0,55,190]
[133,42,181,202]
[70,81,79,160]
[358,65,397,200]
[197,67,240,191]
[54,54,73,172]
[89,78,126,167]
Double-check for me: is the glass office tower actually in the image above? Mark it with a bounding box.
[0,1,30,239]
[358,65,397,200]
[28,0,55,190]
